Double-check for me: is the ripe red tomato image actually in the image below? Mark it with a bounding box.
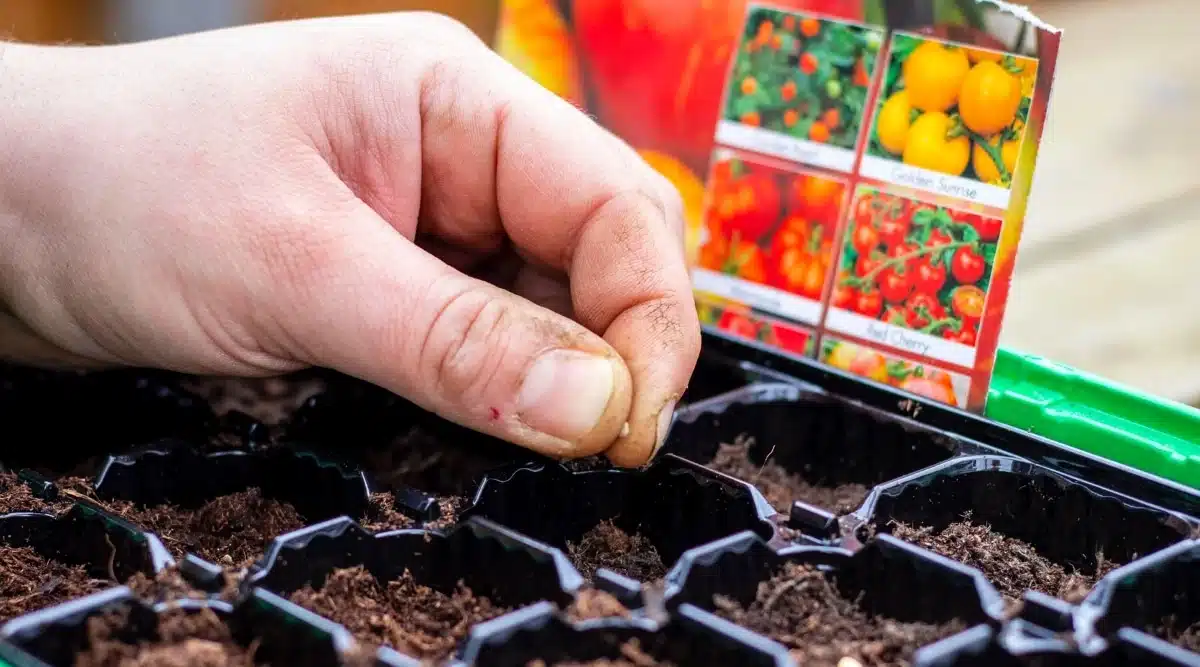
[853,195,877,228]
[854,289,883,318]
[878,267,913,304]
[951,285,986,326]
[831,281,857,310]
[855,253,882,278]
[876,211,910,249]
[970,214,1003,242]
[905,292,946,329]
[719,171,782,244]
[851,223,878,256]
[912,259,946,295]
[951,246,987,284]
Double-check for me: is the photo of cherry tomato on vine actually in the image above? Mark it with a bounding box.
[951,285,985,326]
[854,196,877,228]
[905,292,946,329]
[851,223,878,255]
[831,280,857,310]
[967,213,1003,242]
[878,267,913,304]
[834,188,996,347]
[950,246,986,284]
[912,258,946,295]
[854,289,883,318]
[877,211,910,249]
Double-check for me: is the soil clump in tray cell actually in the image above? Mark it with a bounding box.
[78,487,306,568]
[708,439,870,515]
[288,565,510,662]
[714,562,964,667]
[566,520,667,584]
[891,520,1120,603]
[0,470,83,515]
[564,589,632,623]
[74,606,263,667]
[0,546,113,624]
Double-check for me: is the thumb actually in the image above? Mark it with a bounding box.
[266,210,633,460]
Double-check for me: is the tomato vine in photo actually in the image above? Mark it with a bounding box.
[724,7,882,150]
[836,190,997,343]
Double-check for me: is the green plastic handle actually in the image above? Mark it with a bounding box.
[987,347,1200,490]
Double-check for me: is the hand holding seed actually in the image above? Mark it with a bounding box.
[0,13,700,466]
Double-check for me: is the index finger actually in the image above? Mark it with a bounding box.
[412,17,700,465]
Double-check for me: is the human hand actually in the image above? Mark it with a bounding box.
[0,13,699,466]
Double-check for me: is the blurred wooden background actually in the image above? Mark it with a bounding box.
[3,0,1199,407]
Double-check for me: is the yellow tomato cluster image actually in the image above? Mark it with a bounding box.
[867,34,1037,188]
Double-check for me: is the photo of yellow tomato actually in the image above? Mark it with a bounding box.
[866,34,1037,189]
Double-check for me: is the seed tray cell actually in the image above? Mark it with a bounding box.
[861,455,1194,604]
[0,586,383,667]
[456,601,792,666]
[660,529,999,665]
[284,382,537,500]
[92,444,373,527]
[666,382,962,518]
[244,515,592,663]
[460,455,778,586]
[3,335,1200,665]
[1079,539,1200,661]
[0,502,174,624]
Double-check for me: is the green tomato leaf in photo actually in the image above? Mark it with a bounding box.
[731,96,760,118]
[981,242,998,268]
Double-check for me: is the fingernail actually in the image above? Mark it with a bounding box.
[518,349,616,442]
[652,399,678,458]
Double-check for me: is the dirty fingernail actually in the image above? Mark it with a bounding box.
[652,399,678,458]
[518,349,617,442]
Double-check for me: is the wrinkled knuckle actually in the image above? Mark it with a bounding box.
[423,289,514,402]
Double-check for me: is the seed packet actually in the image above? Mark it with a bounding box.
[495,0,1060,412]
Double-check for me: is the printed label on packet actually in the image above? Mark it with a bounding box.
[494,0,1059,413]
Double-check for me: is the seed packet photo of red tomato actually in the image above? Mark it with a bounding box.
[694,150,848,326]
[699,297,816,358]
[820,336,970,408]
[824,186,995,367]
[858,32,1038,209]
[715,5,885,172]
[495,0,1061,414]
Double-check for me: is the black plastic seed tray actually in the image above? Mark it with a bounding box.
[0,329,1199,666]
